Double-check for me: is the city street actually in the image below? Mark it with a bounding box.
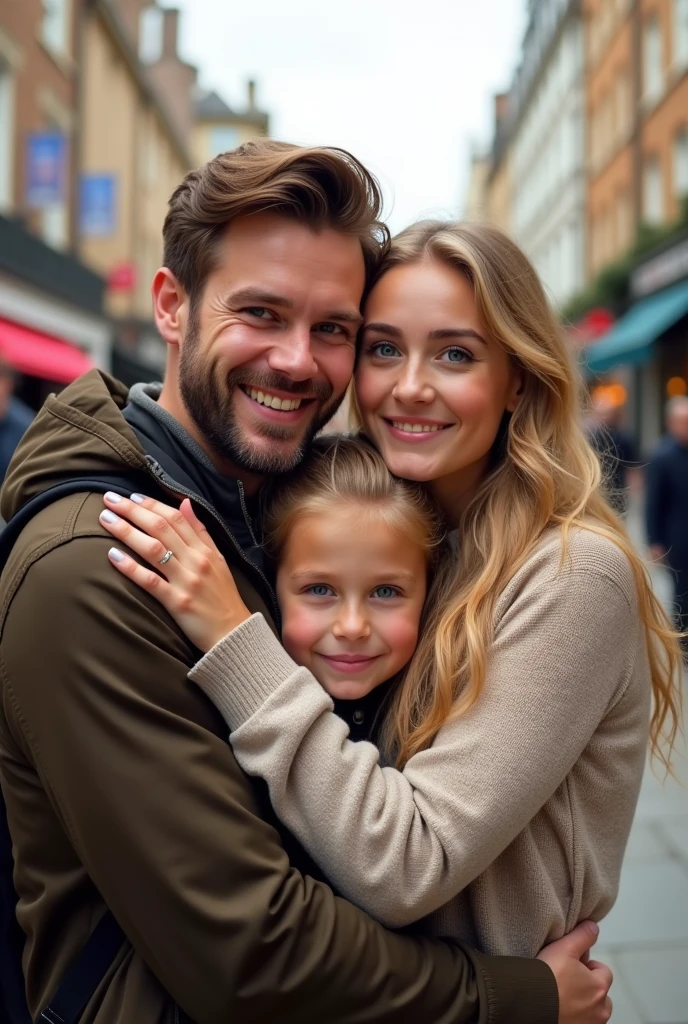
[598,508,688,1023]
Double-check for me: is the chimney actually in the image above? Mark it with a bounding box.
[247,79,257,110]
[161,8,180,59]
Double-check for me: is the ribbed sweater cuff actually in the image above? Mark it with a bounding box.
[189,613,299,729]
[478,952,559,1024]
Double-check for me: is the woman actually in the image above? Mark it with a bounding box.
[99,221,682,958]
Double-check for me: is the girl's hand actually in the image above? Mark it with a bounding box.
[99,492,251,652]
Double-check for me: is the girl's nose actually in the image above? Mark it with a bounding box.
[333,605,371,640]
[391,367,434,405]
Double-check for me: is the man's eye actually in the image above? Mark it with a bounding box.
[305,584,335,597]
[370,342,400,358]
[244,307,272,319]
[315,323,345,335]
[372,585,400,599]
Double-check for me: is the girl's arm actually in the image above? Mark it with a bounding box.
[190,542,641,928]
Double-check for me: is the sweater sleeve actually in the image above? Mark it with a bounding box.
[190,558,638,929]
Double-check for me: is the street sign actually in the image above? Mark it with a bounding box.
[80,174,116,237]
[26,132,66,207]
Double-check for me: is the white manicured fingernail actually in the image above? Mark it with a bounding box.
[104,491,122,503]
[108,547,126,562]
[130,493,146,504]
[100,510,119,524]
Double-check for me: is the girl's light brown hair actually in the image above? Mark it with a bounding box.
[370,220,682,773]
[163,140,389,301]
[263,434,443,570]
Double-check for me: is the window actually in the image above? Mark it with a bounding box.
[674,0,688,68]
[643,156,664,224]
[674,128,688,201]
[41,0,70,54]
[643,16,664,104]
[210,126,240,157]
[139,6,164,65]
[0,59,13,210]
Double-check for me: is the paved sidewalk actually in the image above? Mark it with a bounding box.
[597,508,688,1023]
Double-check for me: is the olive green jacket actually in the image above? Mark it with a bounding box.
[0,371,557,1023]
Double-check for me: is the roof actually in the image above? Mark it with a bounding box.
[194,89,269,128]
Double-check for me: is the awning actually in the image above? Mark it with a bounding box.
[0,317,93,384]
[585,278,688,374]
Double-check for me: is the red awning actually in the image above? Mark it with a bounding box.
[0,317,93,384]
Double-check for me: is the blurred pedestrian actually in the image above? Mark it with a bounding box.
[646,395,688,644]
[587,395,639,515]
[0,360,33,486]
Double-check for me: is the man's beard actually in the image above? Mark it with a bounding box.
[178,308,346,475]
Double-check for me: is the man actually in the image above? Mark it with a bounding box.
[646,395,688,644]
[587,394,639,515]
[0,141,610,1023]
[0,360,33,485]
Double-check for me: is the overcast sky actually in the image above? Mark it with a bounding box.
[171,1,527,233]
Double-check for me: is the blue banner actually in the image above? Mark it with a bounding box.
[26,132,66,207]
[80,174,116,237]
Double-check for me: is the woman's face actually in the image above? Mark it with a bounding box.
[355,259,521,511]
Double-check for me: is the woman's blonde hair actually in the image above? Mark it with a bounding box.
[263,433,444,568]
[369,220,683,772]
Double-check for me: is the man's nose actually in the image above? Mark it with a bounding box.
[266,326,319,382]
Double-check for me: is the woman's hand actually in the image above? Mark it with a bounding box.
[99,491,251,652]
[537,921,613,1024]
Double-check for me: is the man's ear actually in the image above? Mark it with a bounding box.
[152,268,188,348]
[506,368,524,413]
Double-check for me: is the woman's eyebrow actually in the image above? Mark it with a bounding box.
[362,322,402,336]
[429,328,487,345]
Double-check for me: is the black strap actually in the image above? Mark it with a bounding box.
[38,914,126,1024]
[1,474,141,1023]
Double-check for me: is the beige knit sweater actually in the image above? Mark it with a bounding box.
[190,527,651,957]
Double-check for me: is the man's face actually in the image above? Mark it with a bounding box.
[178,213,366,475]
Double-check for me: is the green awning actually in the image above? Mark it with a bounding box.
[585,278,688,374]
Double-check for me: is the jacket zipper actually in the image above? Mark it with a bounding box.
[146,458,280,624]
[173,1003,180,1024]
[237,480,259,547]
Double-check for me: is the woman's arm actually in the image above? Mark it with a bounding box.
[190,546,640,928]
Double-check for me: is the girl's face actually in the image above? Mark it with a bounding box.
[276,506,427,701]
[355,259,521,514]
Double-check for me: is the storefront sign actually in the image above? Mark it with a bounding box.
[107,262,136,292]
[631,237,688,298]
[80,174,116,237]
[26,132,67,207]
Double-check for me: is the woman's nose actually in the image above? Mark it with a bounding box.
[391,367,434,404]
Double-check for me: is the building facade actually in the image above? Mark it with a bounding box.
[509,0,587,308]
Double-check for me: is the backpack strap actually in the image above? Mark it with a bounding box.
[1,473,145,1023]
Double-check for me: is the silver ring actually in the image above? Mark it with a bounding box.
[159,549,174,566]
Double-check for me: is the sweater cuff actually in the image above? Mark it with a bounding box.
[477,951,558,1024]
[189,613,300,729]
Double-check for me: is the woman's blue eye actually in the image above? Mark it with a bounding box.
[372,585,399,599]
[371,342,400,358]
[306,584,334,597]
[441,347,471,364]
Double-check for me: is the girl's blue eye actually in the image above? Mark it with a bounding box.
[306,584,334,597]
[371,342,400,358]
[372,585,400,599]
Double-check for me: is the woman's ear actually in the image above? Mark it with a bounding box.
[506,368,524,413]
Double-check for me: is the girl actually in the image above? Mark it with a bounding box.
[99,221,683,960]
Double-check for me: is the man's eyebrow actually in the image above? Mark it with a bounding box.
[225,287,294,309]
[326,310,365,327]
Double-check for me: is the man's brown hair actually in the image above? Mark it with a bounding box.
[163,140,389,301]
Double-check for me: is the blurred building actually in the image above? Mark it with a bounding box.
[464,148,490,221]
[479,1,587,307]
[0,0,109,410]
[77,0,197,383]
[194,81,270,165]
[583,0,688,453]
